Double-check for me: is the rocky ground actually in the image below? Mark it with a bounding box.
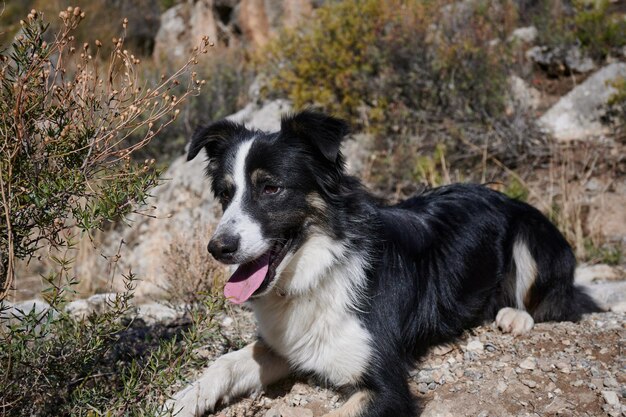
[207,311,625,417]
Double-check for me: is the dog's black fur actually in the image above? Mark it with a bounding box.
[186,110,601,417]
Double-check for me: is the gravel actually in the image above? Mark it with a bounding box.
[207,311,625,417]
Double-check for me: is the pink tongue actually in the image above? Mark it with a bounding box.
[224,253,270,304]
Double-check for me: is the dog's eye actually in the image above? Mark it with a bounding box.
[219,190,232,202]
[262,185,281,195]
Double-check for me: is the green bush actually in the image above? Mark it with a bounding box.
[259,0,516,128]
[258,0,549,198]
[1,275,230,416]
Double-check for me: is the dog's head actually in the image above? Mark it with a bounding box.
[188,110,350,303]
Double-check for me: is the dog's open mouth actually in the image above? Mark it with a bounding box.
[223,239,292,304]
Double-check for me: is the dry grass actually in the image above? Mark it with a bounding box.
[162,224,227,305]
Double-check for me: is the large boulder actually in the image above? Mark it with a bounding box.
[538,62,626,141]
[153,0,219,63]
[153,0,315,62]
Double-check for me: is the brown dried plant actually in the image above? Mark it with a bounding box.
[0,7,211,299]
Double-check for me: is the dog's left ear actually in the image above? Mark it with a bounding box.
[280,111,350,163]
[187,120,247,161]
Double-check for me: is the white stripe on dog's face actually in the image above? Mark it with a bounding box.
[213,138,270,263]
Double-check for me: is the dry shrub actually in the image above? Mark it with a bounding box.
[259,0,550,197]
[0,7,210,298]
[163,224,227,305]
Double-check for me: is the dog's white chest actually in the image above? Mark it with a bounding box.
[252,268,371,386]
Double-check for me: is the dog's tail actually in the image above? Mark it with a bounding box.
[512,218,603,323]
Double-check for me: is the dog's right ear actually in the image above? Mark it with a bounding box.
[187,120,246,161]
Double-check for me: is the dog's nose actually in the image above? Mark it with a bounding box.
[207,234,240,261]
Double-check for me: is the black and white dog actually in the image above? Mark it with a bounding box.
[166,111,600,417]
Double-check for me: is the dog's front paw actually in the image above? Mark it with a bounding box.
[495,307,534,336]
[162,361,233,417]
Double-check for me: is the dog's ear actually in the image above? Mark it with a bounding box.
[280,111,350,163]
[187,120,246,161]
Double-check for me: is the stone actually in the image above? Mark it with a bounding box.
[601,390,620,407]
[508,26,538,44]
[583,281,626,311]
[575,264,623,284]
[526,45,596,77]
[538,63,626,141]
[135,302,180,325]
[263,406,313,417]
[506,75,542,117]
[519,357,537,370]
[3,299,52,320]
[521,379,537,388]
[153,0,219,64]
[465,339,484,353]
[65,293,118,318]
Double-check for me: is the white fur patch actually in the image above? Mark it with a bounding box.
[214,138,270,262]
[496,307,534,335]
[513,239,537,309]
[252,235,371,386]
[163,341,289,417]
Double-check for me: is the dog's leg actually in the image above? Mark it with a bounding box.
[495,307,534,335]
[323,390,372,417]
[163,340,290,417]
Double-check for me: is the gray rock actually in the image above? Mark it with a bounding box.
[526,45,596,77]
[135,302,180,325]
[575,264,624,284]
[264,406,313,417]
[583,281,626,310]
[519,357,537,370]
[3,299,52,320]
[507,75,542,113]
[65,293,118,318]
[565,46,596,74]
[465,339,484,353]
[153,1,218,64]
[538,63,626,141]
[601,390,620,407]
[508,26,538,44]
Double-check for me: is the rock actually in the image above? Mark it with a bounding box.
[538,63,626,141]
[237,0,312,48]
[264,406,313,417]
[526,45,596,77]
[521,379,538,388]
[228,99,292,132]
[603,377,619,388]
[1,299,57,331]
[565,46,596,74]
[519,357,537,370]
[610,301,626,313]
[153,0,220,64]
[507,75,542,113]
[65,293,118,318]
[465,339,484,353]
[583,281,626,311]
[508,26,538,44]
[601,390,619,407]
[432,344,455,356]
[135,302,181,325]
[2,299,53,320]
[575,264,623,284]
